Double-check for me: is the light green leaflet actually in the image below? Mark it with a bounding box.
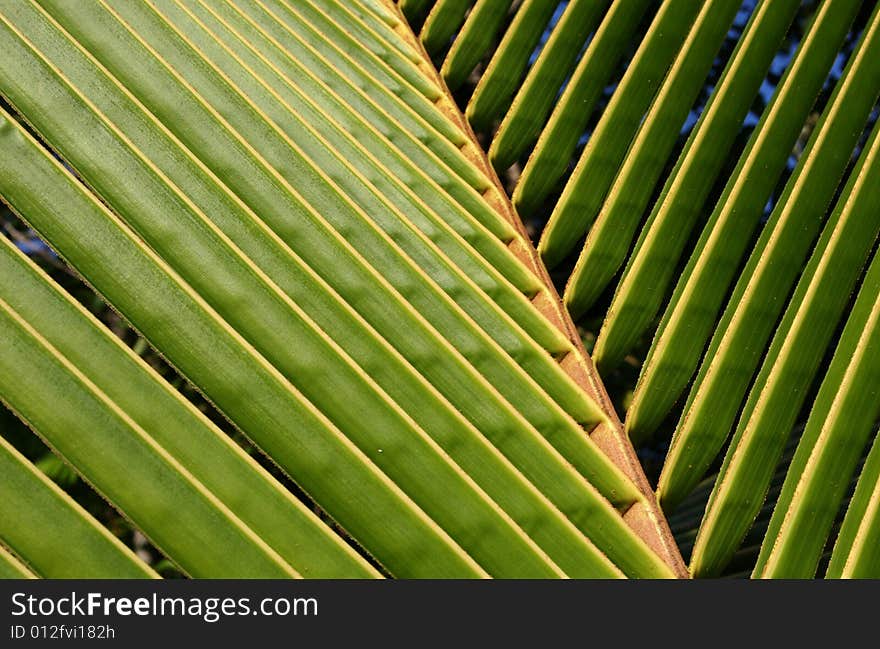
[538,0,703,270]
[0,427,157,579]
[2,12,566,580]
[624,0,862,442]
[0,105,486,579]
[162,0,548,333]
[440,0,512,91]
[245,0,469,149]
[0,289,299,579]
[188,0,509,242]
[512,0,652,217]
[260,0,496,197]
[754,244,880,578]
[262,0,445,109]
[565,0,741,318]
[690,115,880,577]
[362,0,401,27]
[1,232,381,579]
[656,1,880,510]
[26,0,633,508]
[301,0,434,95]
[593,0,803,374]
[309,0,434,100]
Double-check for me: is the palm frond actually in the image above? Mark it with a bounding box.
[0,0,681,578]
[423,0,880,577]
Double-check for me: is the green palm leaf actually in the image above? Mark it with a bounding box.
[538,0,703,269]
[658,3,880,510]
[0,425,157,579]
[0,545,36,579]
[1,0,679,579]
[419,0,880,578]
[690,110,880,577]
[625,0,862,440]
[6,0,879,580]
[828,433,880,578]
[755,242,880,578]
[593,0,803,377]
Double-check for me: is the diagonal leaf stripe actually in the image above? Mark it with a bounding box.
[594,0,804,374]
[55,0,616,432]
[440,0,512,92]
[0,0,685,579]
[160,0,550,335]
[420,0,472,55]
[191,0,510,242]
[690,114,880,577]
[624,0,862,442]
[565,0,742,319]
[465,0,558,131]
[0,422,158,579]
[754,243,880,578]
[314,0,421,69]
[0,544,36,580]
[0,234,381,579]
[538,0,704,270]
[0,19,568,580]
[21,0,638,507]
[489,0,610,172]
[358,0,402,27]
[512,0,653,217]
[298,0,439,100]
[0,105,487,578]
[0,288,300,579]
[657,2,880,510]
